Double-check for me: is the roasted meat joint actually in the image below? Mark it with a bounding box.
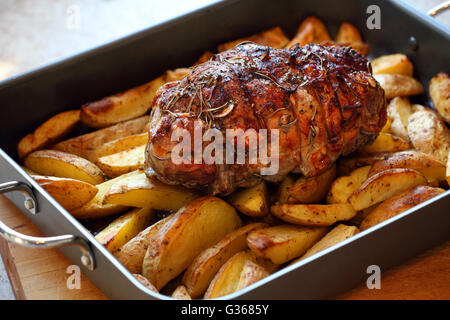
[146,43,387,195]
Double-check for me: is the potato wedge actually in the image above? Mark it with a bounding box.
[17,110,80,159]
[335,22,363,43]
[368,150,446,184]
[91,132,148,163]
[287,16,331,48]
[271,203,356,227]
[114,214,174,274]
[387,97,412,141]
[373,74,424,99]
[281,165,336,204]
[246,225,327,264]
[24,150,105,185]
[407,109,450,164]
[295,224,359,261]
[371,54,413,76]
[80,77,164,128]
[204,251,269,299]
[360,185,445,230]
[278,175,296,203]
[171,285,192,300]
[430,72,450,123]
[360,133,411,154]
[32,175,97,210]
[142,197,242,290]
[182,223,266,298]
[337,154,392,176]
[95,207,154,253]
[133,274,158,293]
[217,26,289,52]
[53,115,149,160]
[70,172,136,219]
[348,168,427,211]
[326,166,371,204]
[103,170,198,211]
[381,117,391,133]
[163,68,192,83]
[96,145,146,177]
[228,182,269,217]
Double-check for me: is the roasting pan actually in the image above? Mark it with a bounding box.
[0,0,449,300]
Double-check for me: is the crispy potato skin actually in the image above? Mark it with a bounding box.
[218,26,289,52]
[91,132,148,163]
[360,185,445,230]
[133,274,158,293]
[18,110,80,159]
[96,145,146,177]
[387,97,412,141]
[374,74,424,99]
[360,133,411,154]
[371,54,413,76]
[429,72,450,123]
[171,285,192,300]
[327,166,371,204]
[228,182,269,217]
[286,16,331,48]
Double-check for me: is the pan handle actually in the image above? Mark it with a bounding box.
[0,181,95,271]
[428,0,450,16]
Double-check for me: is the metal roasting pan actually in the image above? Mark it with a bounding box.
[0,0,449,300]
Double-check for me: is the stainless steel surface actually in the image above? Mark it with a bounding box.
[0,181,37,214]
[428,0,450,16]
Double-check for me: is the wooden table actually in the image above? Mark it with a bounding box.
[1,195,449,300]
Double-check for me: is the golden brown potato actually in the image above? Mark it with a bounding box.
[182,223,266,298]
[80,77,164,128]
[103,170,198,211]
[96,145,146,177]
[373,74,424,99]
[114,214,174,274]
[163,68,192,83]
[277,175,296,204]
[53,115,149,160]
[91,132,148,163]
[246,224,327,264]
[348,168,427,211]
[429,72,450,123]
[360,133,411,154]
[133,274,158,292]
[280,165,336,204]
[368,150,446,184]
[218,26,289,52]
[194,51,214,65]
[17,110,80,159]
[32,175,97,210]
[387,97,413,141]
[336,22,363,43]
[360,185,445,230]
[24,150,105,185]
[407,109,450,164]
[295,224,359,261]
[171,285,192,300]
[371,54,413,76]
[142,197,242,290]
[95,206,154,253]
[336,154,392,176]
[326,166,371,204]
[271,203,356,227]
[286,16,331,48]
[228,182,269,217]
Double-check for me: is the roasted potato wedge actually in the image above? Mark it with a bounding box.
[337,154,392,176]
[164,68,192,83]
[96,145,146,177]
[24,150,105,185]
[326,166,371,204]
[32,175,97,210]
[103,170,198,211]
[228,182,269,217]
[142,197,242,290]
[70,172,136,219]
[360,133,411,154]
[17,110,80,159]
[246,225,327,264]
[407,109,450,164]
[114,214,174,274]
[374,74,424,99]
[429,72,450,123]
[371,54,413,76]
[182,223,266,298]
[218,26,289,52]
[91,132,148,163]
[280,165,336,204]
[171,285,192,300]
[387,97,413,141]
[348,168,427,211]
[287,16,331,48]
[133,274,158,292]
[296,224,359,261]
[271,203,356,227]
[53,115,149,160]
[80,77,164,128]
[95,206,154,253]
[360,185,445,230]
[204,251,269,299]
[368,150,446,184]
[336,22,363,43]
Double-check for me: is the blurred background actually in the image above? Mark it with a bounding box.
[0,0,448,300]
